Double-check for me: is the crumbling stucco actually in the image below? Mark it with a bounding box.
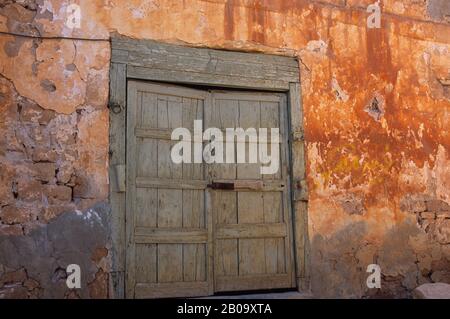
[0,0,449,298]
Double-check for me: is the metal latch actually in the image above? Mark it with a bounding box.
[207,182,234,190]
[207,180,263,191]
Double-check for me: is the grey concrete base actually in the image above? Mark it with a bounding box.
[197,291,313,299]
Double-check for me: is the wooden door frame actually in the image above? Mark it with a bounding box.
[108,37,309,298]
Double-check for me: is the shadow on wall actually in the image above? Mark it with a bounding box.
[0,202,111,299]
[310,208,450,298]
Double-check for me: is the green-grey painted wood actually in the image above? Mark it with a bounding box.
[111,37,298,91]
[288,82,309,292]
[109,62,127,298]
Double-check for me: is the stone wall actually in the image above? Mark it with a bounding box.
[0,0,449,298]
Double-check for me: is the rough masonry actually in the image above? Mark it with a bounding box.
[0,0,449,298]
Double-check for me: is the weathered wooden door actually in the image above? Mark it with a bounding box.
[126,81,212,298]
[207,91,295,292]
[126,81,294,298]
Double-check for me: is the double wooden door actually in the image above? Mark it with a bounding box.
[126,80,295,298]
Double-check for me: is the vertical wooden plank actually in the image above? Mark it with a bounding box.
[237,100,260,179]
[215,239,239,276]
[182,98,203,180]
[158,140,182,179]
[289,82,303,133]
[208,98,238,179]
[135,188,157,228]
[289,82,309,290]
[183,190,205,228]
[239,99,260,128]
[213,192,238,277]
[125,80,138,298]
[109,62,127,298]
[167,96,183,129]
[260,101,281,180]
[215,192,238,225]
[276,239,287,273]
[158,244,183,282]
[136,139,157,177]
[135,244,157,283]
[183,244,206,282]
[205,183,214,294]
[141,92,158,128]
[205,92,214,294]
[280,93,296,286]
[263,192,282,223]
[157,189,183,228]
[263,192,284,274]
[237,192,265,276]
[157,97,169,129]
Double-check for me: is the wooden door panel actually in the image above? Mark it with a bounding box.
[127,81,211,298]
[210,91,295,293]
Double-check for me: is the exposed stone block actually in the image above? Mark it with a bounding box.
[31,148,57,163]
[43,185,72,203]
[0,164,15,206]
[437,211,450,219]
[56,163,75,185]
[0,205,32,224]
[32,162,56,182]
[17,179,42,202]
[41,203,76,222]
[426,199,450,212]
[433,219,450,244]
[420,212,436,220]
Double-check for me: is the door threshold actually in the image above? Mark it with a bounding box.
[195,291,313,299]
